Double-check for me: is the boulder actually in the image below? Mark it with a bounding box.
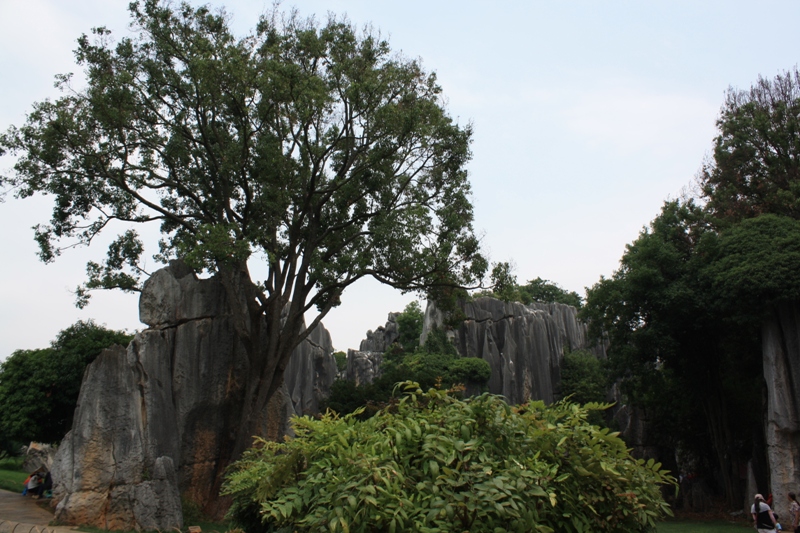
[52,261,337,530]
[22,442,56,473]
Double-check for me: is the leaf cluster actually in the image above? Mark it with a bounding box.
[223,383,674,533]
[0,0,487,324]
[479,263,582,308]
[0,320,133,449]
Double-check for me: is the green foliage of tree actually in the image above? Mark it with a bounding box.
[0,320,132,448]
[701,68,800,223]
[396,301,424,353]
[519,277,583,308]
[224,383,674,533]
[333,351,347,373]
[0,1,486,471]
[701,214,800,313]
[582,200,762,507]
[479,262,582,308]
[559,350,607,405]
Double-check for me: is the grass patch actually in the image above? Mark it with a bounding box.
[0,456,27,493]
[658,519,752,532]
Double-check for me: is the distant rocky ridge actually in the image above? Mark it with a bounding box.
[421,297,603,405]
[51,261,337,531]
[347,297,604,405]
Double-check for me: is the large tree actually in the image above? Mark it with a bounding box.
[0,0,485,467]
[582,200,763,507]
[701,67,800,223]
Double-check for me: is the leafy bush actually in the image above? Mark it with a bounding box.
[333,351,347,373]
[224,383,674,533]
[448,357,492,384]
[559,350,608,405]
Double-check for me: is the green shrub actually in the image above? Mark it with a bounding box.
[448,357,491,384]
[224,383,674,533]
[333,351,347,373]
[560,349,609,405]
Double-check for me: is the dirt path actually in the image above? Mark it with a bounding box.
[0,489,76,533]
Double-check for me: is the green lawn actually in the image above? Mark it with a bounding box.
[0,456,28,494]
[658,519,752,532]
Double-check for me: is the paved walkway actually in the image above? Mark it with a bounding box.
[0,490,75,533]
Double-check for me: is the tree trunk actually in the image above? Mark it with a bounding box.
[201,261,310,519]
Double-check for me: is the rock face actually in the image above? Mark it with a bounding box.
[22,442,56,473]
[345,313,401,387]
[421,297,602,405]
[346,350,383,387]
[52,261,337,530]
[760,302,800,520]
[359,312,400,352]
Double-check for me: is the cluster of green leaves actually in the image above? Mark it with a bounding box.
[0,320,132,450]
[224,383,674,533]
[479,263,583,308]
[559,350,608,406]
[323,345,490,418]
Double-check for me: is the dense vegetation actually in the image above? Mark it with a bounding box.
[0,0,487,474]
[482,262,583,308]
[582,68,800,507]
[324,302,491,417]
[0,320,132,452]
[225,383,674,533]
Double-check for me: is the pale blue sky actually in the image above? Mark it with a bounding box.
[2,0,799,357]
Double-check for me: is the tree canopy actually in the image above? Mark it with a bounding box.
[701,68,800,223]
[0,0,486,469]
[583,68,800,506]
[0,0,485,330]
[0,320,132,449]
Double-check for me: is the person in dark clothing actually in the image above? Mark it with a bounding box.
[752,493,778,532]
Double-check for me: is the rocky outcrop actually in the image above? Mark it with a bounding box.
[760,302,800,521]
[346,350,383,387]
[52,261,336,530]
[22,442,56,473]
[359,312,400,352]
[345,313,402,386]
[422,297,602,405]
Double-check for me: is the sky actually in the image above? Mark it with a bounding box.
[1,0,799,358]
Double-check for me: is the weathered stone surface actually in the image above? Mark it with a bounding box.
[51,345,182,531]
[421,297,602,405]
[346,350,383,387]
[761,302,800,520]
[22,442,55,473]
[359,313,400,352]
[52,261,337,530]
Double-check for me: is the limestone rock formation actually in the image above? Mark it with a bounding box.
[346,350,383,387]
[421,297,602,405]
[22,442,56,473]
[359,312,400,352]
[345,313,402,386]
[52,261,336,530]
[760,302,800,521]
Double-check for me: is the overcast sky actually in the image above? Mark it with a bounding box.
[2,0,799,358]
